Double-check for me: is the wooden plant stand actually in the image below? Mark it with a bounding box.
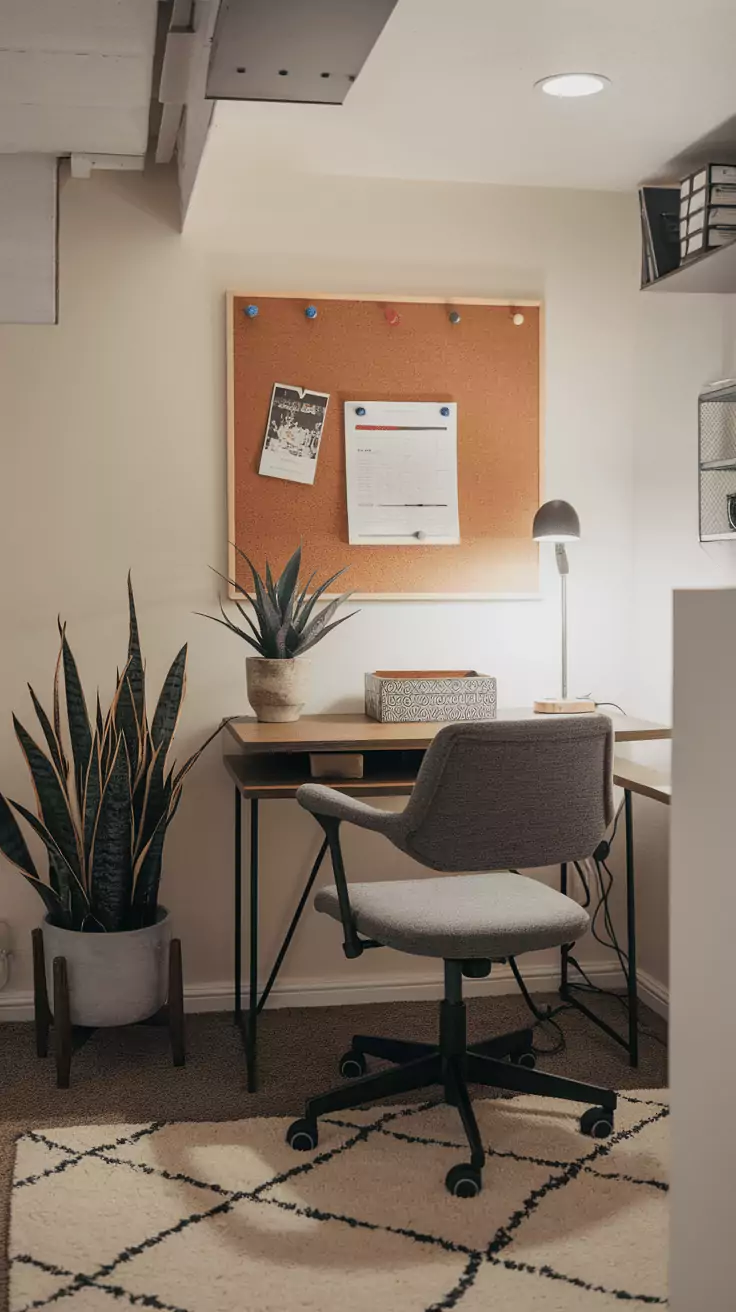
[31,928,186,1089]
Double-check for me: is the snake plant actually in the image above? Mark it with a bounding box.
[0,577,222,933]
[200,544,359,658]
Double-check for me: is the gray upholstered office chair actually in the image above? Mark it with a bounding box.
[286,715,617,1197]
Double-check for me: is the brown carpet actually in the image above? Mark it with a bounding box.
[0,993,667,1312]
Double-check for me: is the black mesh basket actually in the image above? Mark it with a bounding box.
[699,380,736,540]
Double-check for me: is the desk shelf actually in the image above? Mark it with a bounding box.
[613,757,671,806]
[224,749,425,800]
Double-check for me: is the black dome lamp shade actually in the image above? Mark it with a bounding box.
[532,499,581,542]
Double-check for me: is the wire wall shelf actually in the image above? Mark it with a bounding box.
[699,379,736,540]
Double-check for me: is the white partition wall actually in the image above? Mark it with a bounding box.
[0,155,57,324]
[670,588,736,1308]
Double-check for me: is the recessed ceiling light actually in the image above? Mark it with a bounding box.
[536,73,610,98]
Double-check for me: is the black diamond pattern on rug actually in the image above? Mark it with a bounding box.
[9,1092,669,1311]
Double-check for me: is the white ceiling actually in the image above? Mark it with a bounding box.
[207,0,736,192]
[0,0,158,156]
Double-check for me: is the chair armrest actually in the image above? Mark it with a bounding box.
[296,784,400,837]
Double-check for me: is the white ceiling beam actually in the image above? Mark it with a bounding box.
[159,31,198,104]
[171,1,196,29]
[0,50,152,108]
[70,153,146,178]
[0,106,151,156]
[0,0,158,53]
[155,4,196,163]
[0,0,158,156]
[154,0,221,222]
[155,103,184,164]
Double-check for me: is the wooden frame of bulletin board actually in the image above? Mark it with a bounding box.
[227,292,542,600]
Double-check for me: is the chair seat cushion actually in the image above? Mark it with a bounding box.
[314,871,590,959]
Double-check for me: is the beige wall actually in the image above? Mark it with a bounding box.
[0,155,57,324]
[626,291,736,998]
[670,588,736,1308]
[0,165,651,1011]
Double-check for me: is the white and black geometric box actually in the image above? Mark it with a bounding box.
[365,671,498,723]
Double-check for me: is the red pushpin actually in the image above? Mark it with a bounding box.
[384,306,400,326]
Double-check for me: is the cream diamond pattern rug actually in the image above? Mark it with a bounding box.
[9,1091,669,1311]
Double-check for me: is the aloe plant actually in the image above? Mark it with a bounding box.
[200,544,359,658]
[0,577,222,933]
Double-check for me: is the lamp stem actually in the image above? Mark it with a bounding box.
[555,543,570,700]
[561,572,568,699]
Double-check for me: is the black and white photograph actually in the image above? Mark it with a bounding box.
[258,383,330,485]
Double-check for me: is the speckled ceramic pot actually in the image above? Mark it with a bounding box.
[246,657,311,722]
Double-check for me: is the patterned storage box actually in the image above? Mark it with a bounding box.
[365,670,497,723]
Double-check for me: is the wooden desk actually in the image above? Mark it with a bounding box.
[225,711,670,1090]
[614,756,671,806]
[226,708,669,756]
[224,711,669,799]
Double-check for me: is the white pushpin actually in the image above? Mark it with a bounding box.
[415,531,427,541]
[512,311,525,326]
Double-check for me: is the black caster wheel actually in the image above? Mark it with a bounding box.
[511,1050,537,1069]
[339,1049,367,1079]
[286,1118,319,1152]
[445,1163,482,1198]
[580,1107,614,1139]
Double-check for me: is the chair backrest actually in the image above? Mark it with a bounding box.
[395,715,613,871]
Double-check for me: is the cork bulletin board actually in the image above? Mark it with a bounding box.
[227,294,541,599]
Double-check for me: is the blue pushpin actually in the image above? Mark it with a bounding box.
[356,406,366,416]
[440,406,450,417]
[449,311,461,325]
[305,304,318,319]
[244,304,259,318]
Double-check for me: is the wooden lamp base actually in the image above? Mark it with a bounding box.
[533,698,597,715]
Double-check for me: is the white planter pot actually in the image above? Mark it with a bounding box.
[42,909,171,1027]
[246,656,311,722]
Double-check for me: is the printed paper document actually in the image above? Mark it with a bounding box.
[344,401,460,545]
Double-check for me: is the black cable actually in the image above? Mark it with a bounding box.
[572,859,592,909]
[591,859,629,977]
[508,957,570,1056]
[608,801,623,849]
[530,1013,568,1057]
[600,859,630,974]
[510,767,668,1057]
[577,710,667,1047]
[568,862,667,1049]
[565,961,667,1048]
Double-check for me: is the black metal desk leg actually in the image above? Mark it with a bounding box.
[559,862,569,995]
[247,798,259,1092]
[234,788,242,1023]
[624,789,639,1068]
[257,837,329,1016]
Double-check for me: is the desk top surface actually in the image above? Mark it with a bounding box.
[225,709,670,754]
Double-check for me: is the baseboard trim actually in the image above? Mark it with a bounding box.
[637,967,669,1021]
[0,960,669,1023]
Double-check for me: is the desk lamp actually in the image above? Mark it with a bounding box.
[532,499,595,714]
